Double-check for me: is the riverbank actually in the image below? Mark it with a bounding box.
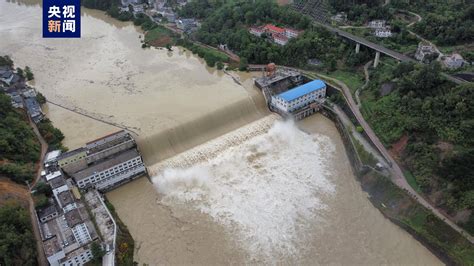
[321,105,474,265]
[104,198,135,265]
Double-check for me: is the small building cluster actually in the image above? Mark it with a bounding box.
[176,18,199,34]
[38,162,101,266]
[368,20,392,38]
[249,24,302,46]
[121,0,192,24]
[152,1,177,23]
[0,65,44,123]
[331,12,347,24]
[415,42,438,62]
[37,130,147,265]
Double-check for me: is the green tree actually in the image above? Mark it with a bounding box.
[0,203,37,265]
[24,66,34,81]
[0,55,13,67]
[34,181,52,197]
[36,92,46,105]
[239,57,248,71]
[16,67,24,78]
[91,241,105,263]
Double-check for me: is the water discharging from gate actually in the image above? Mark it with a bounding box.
[109,115,442,265]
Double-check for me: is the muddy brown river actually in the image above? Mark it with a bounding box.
[0,0,442,265]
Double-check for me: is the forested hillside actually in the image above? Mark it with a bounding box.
[390,0,473,45]
[361,61,474,233]
[0,57,40,184]
[183,0,366,69]
[328,0,392,24]
[0,203,37,265]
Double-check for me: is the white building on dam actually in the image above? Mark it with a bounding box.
[270,79,327,119]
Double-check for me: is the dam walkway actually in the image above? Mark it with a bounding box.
[46,100,140,136]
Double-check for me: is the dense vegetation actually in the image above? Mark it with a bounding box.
[391,0,474,45]
[0,203,37,265]
[82,0,120,11]
[0,91,39,184]
[0,56,66,184]
[328,0,392,25]
[177,39,229,67]
[360,61,474,233]
[182,0,365,69]
[37,119,65,151]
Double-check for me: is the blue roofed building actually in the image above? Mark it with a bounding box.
[271,79,326,113]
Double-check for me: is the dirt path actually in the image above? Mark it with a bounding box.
[28,117,48,188]
[27,116,49,265]
[355,60,372,108]
[402,9,444,60]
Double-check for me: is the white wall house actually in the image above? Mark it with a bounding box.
[443,53,465,69]
[273,34,289,46]
[375,27,392,38]
[368,20,386,28]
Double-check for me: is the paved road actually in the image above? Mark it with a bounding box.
[27,116,49,266]
[302,70,474,244]
[29,119,48,187]
[332,104,387,165]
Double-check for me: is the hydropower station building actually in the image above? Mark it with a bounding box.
[270,79,327,118]
[57,130,146,191]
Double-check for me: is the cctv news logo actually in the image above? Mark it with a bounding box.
[43,0,81,38]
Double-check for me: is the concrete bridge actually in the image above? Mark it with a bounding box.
[316,21,414,67]
[314,22,468,84]
[293,2,469,84]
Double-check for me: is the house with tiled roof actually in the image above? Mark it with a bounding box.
[249,24,302,46]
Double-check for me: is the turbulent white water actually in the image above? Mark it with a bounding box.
[152,118,336,262]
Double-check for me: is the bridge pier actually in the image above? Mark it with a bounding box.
[355,43,360,54]
[373,51,380,68]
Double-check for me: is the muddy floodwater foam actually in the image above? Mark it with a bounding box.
[151,117,336,262]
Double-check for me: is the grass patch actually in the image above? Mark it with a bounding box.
[404,170,422,193]
[177,39,229,67]
[144,26,174,47]
[327,70,364,94]
[350,133,378,166]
